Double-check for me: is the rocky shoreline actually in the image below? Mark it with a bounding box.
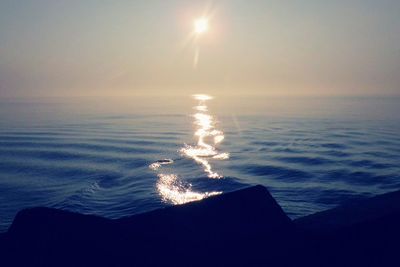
[1,185,399,266]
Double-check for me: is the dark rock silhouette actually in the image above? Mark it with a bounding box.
[0,185,399,266]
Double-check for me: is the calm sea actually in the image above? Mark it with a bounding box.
[0,95,399,232]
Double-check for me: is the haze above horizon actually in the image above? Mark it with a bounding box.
[1,0,399,98]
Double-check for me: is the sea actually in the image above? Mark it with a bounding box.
[0,94,399,232]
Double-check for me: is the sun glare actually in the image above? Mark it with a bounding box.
[194,18,209,34]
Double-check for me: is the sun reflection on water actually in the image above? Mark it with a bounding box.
[149,94,227,205]
[180,94,229,179]
[156,174,221,205]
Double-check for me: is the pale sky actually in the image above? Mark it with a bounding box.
[0,0,399,98]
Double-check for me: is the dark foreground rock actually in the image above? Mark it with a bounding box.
[0,185,399,266]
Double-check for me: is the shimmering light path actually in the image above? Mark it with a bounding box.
[181,94,229,178]
[150,94,227,204]
[156,174,220,205]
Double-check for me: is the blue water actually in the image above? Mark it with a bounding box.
[0,95,399,232]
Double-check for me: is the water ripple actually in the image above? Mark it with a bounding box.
[0,102,400,232]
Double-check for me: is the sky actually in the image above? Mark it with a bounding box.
[0,0,399,98]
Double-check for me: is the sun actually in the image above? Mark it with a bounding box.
[194,18,209,34]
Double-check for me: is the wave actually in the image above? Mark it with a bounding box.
[0,109,400,232]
